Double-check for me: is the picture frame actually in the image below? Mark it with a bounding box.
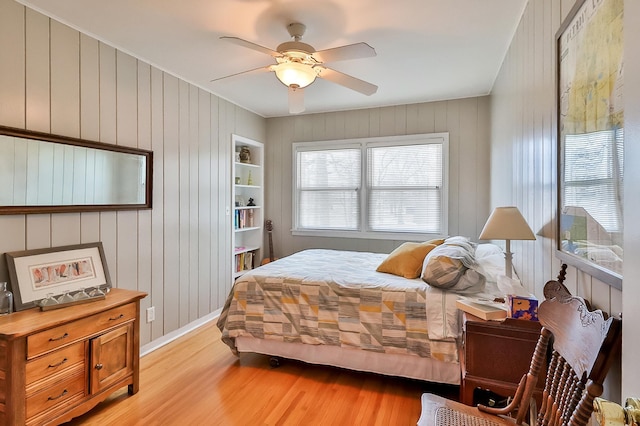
[5,242,112,311]
[555,0,624,290]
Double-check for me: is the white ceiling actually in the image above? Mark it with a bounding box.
[17,0,527,118]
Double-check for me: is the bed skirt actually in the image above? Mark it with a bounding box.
[235,336,461,385]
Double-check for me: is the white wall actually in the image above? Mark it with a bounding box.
[0,0,266,347]
[490,0,634,402]
[265,97,492,256]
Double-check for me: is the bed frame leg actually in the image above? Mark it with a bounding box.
[269,357,281,368]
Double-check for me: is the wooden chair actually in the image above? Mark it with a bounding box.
[418,275,622,426]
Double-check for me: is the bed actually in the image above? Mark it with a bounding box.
[217,239,507,385]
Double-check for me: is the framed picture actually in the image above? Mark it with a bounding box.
[555,0,624,289]
[5,242,112,311]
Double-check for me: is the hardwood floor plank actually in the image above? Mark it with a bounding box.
[67,320,458,425]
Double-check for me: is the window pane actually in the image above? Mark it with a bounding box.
[564,182,620,230]
[367,143,443,233]
[298,149,360,188]
[297,148,361,231]
[368,144,442,187]
[299,190,359,230]
[369,189,441,233]
[565,131,615,181]
[564,129,623,232]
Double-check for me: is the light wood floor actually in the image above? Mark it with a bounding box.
[67,320,458,425]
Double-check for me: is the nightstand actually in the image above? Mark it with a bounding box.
[460,313,547,407]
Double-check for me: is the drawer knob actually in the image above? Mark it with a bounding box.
[95,363,103,370]
[48,357,68,368]
[49,332,69,342]
[47,389,68,401]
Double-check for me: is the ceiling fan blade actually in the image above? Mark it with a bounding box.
[210,65,273,82]
[288,86,305,114]
[220,36,281,57]
[312,42,376,63]
[316,67,378,96]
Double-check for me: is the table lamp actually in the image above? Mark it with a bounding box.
[479,206,536,278]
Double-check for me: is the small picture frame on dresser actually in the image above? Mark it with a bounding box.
[4,242,112,311]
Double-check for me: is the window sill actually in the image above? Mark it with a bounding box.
[291,229,446,241]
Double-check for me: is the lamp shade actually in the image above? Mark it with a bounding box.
[479,206,536,241]
[274,62,317,88]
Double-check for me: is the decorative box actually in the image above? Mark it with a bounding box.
[507,294,539,321]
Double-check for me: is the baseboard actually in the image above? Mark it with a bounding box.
[140,308,222,357]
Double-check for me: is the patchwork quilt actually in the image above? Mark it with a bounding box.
[217,249,459,363]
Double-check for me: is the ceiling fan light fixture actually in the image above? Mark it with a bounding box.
[274,62,317,88]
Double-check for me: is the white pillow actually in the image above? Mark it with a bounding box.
[475,243,504,259]
[422,236,479,289]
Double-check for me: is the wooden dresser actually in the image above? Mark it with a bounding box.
[0,288,146,425]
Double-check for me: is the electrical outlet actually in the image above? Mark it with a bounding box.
[146,306,155,323]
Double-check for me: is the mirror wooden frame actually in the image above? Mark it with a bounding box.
[555,0,623,290]
[0,125,153,214]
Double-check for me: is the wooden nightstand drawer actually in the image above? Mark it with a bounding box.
[27,303,136,358]
[464,319,542,384]
[26,365,85,420]
[26,341,86,388]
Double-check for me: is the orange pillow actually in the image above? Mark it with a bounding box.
[376,240,443,279]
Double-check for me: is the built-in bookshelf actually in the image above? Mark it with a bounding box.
[232,134,264,279]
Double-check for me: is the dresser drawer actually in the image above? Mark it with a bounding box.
[26,365,85,421]
[26,341,86,389]
[27,303,136,358]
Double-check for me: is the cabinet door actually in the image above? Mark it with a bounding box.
[90,323,134,394]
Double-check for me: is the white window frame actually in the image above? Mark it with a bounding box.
[292,133,449,240]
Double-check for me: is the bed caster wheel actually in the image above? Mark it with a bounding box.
[269,357,281,368]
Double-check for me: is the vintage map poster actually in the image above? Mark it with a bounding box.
[559,0,624,135]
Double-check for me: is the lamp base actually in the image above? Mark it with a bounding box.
[504,239,512,279]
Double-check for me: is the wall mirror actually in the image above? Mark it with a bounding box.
[0,125,152,214]
[556,0,623,290]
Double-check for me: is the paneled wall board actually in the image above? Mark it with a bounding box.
[25,8,50,133]
[162,74,182,333]
[178,80,190,327]
[0,0,25,127]
[150,66,165,341]
[0,0,266,349]
[207,95,220,314]
[136,60,153,345]
[198,92,212,317]
[80,35,100,142]
[50,21,80,137]
[188,85,200,324]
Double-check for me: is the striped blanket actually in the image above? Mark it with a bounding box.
[217,249,459,363]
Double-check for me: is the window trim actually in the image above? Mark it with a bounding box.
[292,133,449,240]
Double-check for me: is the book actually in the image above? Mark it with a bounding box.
[456,298,508,321]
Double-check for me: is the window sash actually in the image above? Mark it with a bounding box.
[293,134,448,238]
[563,129,623,232]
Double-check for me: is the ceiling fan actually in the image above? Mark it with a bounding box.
[212,23,378,114]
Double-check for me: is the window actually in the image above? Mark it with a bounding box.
[293,133,448,239]
[562,128,624,233]
[558,128,624,283]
